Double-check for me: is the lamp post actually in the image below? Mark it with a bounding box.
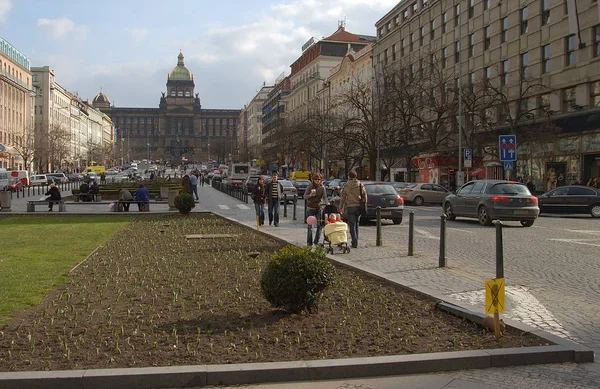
[456,0,465,187]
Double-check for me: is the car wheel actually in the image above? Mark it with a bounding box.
[392,217,402,225]
[413,196,424,206]
[520,220,535,227]
[444,203,456,221]
[590,204,600,218]
[478,206,493,226]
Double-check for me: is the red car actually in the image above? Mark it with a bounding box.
[7,177,23,192]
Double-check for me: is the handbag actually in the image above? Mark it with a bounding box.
[358,183,367,217]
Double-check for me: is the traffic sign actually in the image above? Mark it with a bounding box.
[485,278,505,314]
[504,161,513,170]
[499,135,517,161]
[464,148,472,168]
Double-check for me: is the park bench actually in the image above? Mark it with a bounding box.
[113,200,150,212]
[74,193,101,202]
[27,200,66,212]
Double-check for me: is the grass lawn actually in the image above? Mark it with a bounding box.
[0,214,549,372]
[0,215,131,325]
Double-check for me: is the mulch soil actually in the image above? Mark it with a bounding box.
[0,214,549,372]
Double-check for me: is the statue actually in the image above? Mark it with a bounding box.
[160,92,167,104]
[194,93,200,105]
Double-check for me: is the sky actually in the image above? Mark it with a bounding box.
[1,0,397,109]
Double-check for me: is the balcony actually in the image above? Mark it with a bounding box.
[0,69,33,91]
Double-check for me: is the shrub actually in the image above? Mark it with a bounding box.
[260,245,336,313]
[174,192,195,214]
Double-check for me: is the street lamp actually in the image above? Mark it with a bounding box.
[208,142,210,162]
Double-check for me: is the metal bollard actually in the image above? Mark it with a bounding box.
[292,195,297,220]
[283,194,288,217]
[408,211,415,256]
[439,214,447,267]
[376,206,382,246]
[304,198,307,224]
[495,221,504,279]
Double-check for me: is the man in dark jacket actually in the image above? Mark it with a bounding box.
[252,176,267,225]
[265,172,283,226]
[45,182,62,211]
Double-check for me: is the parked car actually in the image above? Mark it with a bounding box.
[7,177,23,192]
[47,172,69,183]
[292,179,311,197]
[244,175,272,193]
[325,179,347,197]
[212,172,222,182]
[538,185,600,218]
[334,182,404,225]
[392,182,413,192]
[397,183,451,205]
[30,174,53,185]
[443,180,539,227]
[279,179,298,203]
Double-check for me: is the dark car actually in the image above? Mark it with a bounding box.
[443,180,539,227]
[292,179,311,197]
[538,185,600,218]
[326,179,347,197]
[334,182,404,225]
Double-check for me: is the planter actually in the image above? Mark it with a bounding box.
[168,191,178,211]
[160,186,169,199]
[0,191,11,212]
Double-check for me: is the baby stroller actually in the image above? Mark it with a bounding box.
[321,203,350,254]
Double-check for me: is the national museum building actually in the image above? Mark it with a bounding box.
[92,52,240,164]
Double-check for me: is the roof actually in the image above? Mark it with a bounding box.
[168,52,192,81]
[92,91,110,105]
[323,27,375,43]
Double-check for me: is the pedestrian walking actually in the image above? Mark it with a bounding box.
[340,170,367,249]
[181,174,192,195]
[253,175,267,225]
[190,172,199,200]
[304,172,328,246]
[526,178,535,193]
[266,172,284,226]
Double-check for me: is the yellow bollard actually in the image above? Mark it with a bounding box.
[256,215,260,231]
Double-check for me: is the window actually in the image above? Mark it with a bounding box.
[469,72,475,91]
[542,0,550,25]
[410,33,415,50]
[392,43,397,61]
[177,91,183,97]
[420,27,424,45]
[442,12,447,33]
[469,34,475,57]
[401,38,405,56]
[591,81,600,107]
[384,49,389,65]
[484,66,492,82]
[455,40,460,63]
[394,15,400,26]
[501,60,509,85]
[483,0,490,11]
[387,21,392,32]
[442,47,448,69]
[422,0,428,6]
[563,87,576,112]
[378,27,383,37]
[542,44,551,73]
[430,20,436,40]
[455,4,460,27]
[520,52,529,77]
[502,17,508,43]
[484,25,491,50]
[595,25,600,58]
[403,8,409,21]
[412,2,418,13]
[170,90,176,96]
[520,7,528,35]
[468,0,474,18]
[565,34,576,65]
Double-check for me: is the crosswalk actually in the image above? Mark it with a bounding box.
[217,204,251,210]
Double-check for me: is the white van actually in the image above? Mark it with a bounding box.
[9,170,30,186]
[0,169,8,191]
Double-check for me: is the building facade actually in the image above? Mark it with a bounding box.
[93,52,240,165]
[262,76,291,174]
[373,0,600,188]
[32,66,113,172]
[0,37,34,170]
[241,84,273,166]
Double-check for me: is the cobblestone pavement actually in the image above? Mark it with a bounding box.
[192,184,600,389]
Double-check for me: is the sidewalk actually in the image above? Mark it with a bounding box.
[1,185,599,389]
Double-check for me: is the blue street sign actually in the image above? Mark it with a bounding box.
[504,161,513,170]
[499,135,517,161]
[463,148,472,168]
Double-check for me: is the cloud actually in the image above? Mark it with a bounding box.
[37,17,88,40]
[126,28,149,42]
[0,0,10,22]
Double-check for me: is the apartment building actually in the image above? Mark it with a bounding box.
[262,75,291,174]
[242,84,273,163]
[0,37,34,170]
[373,0,600,188]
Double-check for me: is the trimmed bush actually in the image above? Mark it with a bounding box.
[260,245,336,313]
[174,192,195,214]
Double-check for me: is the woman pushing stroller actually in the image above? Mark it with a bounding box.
[304,172,328,247]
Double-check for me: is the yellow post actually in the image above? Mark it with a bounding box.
[493,312,501,340]
[256,215,260,231]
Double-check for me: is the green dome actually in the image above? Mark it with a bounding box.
[169,52,192,81]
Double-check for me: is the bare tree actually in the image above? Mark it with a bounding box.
[12,126,36,171]
[33,122,71,172]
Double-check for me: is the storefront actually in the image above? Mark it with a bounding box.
[411,155,484,189]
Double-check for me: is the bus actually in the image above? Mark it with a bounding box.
[229,163,251,186]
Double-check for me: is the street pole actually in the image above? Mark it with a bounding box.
[375,63,382,181]
[457,1,464,187]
